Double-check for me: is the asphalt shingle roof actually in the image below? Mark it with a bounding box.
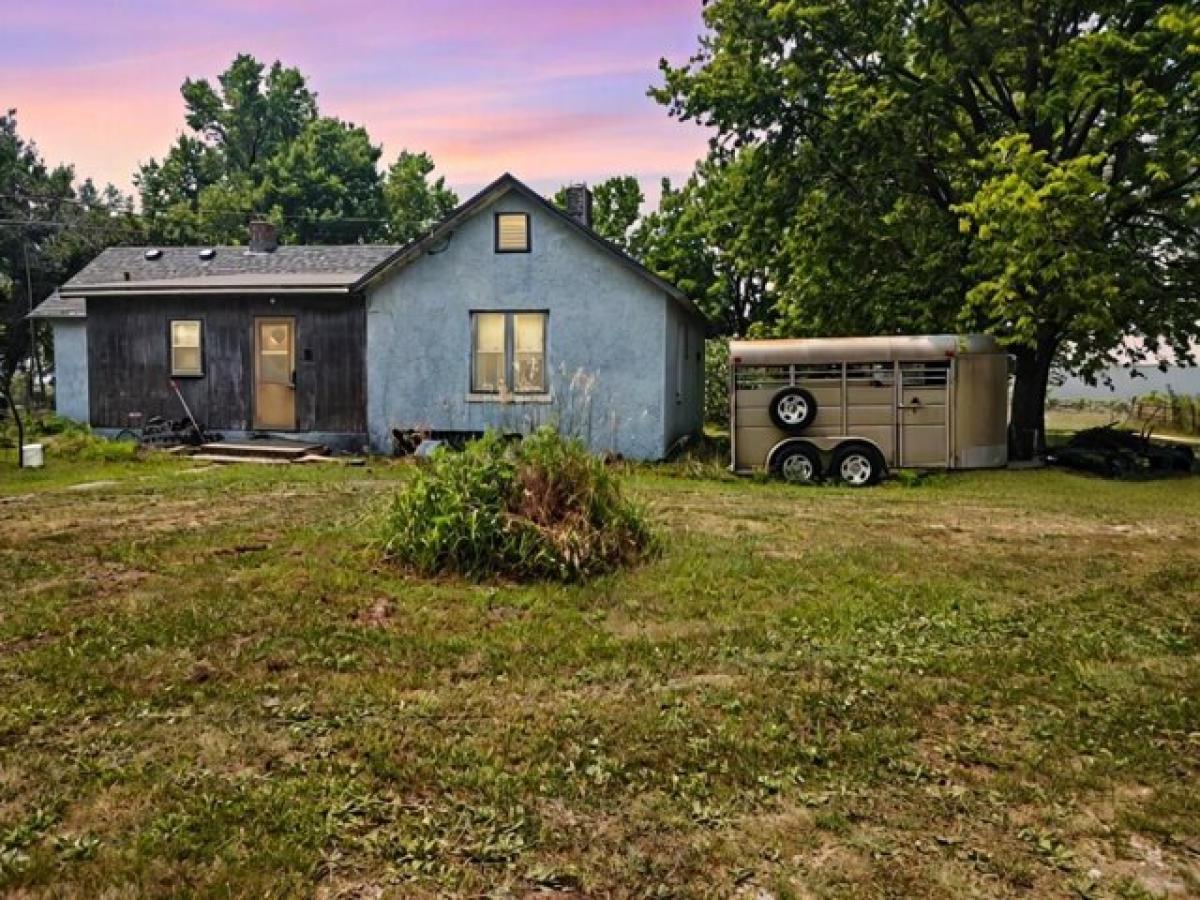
[61,244,400,292]
[27,290,85,319]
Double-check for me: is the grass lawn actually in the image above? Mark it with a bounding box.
[1,453,1198,897]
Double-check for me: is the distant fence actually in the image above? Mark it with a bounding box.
[1134,392,1200,436]
[1049,389,1200,436]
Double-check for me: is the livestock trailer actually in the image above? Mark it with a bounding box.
[729,335,1008,485]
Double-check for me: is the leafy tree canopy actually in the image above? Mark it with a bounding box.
[631,160,775,335]
[181,55,317,179]
[384,151,459,245]
[1,110,139,392]
[553,176,644,249]
[654,1,1200,457]
[137,54,455,246]
[256,117,385,244]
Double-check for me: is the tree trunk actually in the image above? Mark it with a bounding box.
[1,379,23,469]
[30,321,45,405]
[1008,333,1058,461]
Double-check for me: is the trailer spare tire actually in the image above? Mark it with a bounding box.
[768,387,818,434]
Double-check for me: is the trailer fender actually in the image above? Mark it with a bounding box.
[765,437,823,472]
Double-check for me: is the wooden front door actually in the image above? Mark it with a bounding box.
[254,317,296,429]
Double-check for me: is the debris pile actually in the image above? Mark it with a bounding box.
[126,415,221,447]
[1050,426,1195,478]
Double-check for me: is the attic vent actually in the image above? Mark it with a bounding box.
[495,213,530,253]
[198,248,216,261]
[144,248,162,261]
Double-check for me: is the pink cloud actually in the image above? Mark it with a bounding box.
[0,0,710,206]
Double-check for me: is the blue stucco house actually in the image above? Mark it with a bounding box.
[30,174,706,459]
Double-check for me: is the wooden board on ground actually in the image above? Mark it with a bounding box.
[190,454,292,466]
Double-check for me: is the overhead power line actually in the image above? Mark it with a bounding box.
[0,192,395,226]
[0,213,393,230]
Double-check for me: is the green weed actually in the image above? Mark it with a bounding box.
[381,428,656,581]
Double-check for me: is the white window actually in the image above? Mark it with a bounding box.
[471,312,547,394]
[170,320,203,376]
[495,213,530,252]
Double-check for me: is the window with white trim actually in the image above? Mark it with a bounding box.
[170,320,203,376]
[471,311,547,394]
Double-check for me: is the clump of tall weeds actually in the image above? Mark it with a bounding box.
[382,428,656,581]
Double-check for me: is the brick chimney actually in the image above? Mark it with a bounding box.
[564,184,593,229]
[248,219,278,253]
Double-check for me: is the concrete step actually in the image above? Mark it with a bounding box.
[199,439,326,461]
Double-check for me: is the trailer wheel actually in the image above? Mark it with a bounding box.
[768,387,818,433]
[772,442,823,485]
[830,443,885,487]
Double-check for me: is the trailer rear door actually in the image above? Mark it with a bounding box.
[898,361,949,467]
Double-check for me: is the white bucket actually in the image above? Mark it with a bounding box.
[21,444,44,468]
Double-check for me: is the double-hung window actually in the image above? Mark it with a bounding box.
[471,312,547,395]
[170,320,203,377]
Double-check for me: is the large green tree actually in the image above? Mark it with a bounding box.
[656,1,1200,458]
[631,161,775,334]
[137,54,454,246]
[136,55,322,242]
[383,151,459,244]
[256,117,386,244]
[1,111,139,413]
[181,56,317,177]
[553,176,645,250]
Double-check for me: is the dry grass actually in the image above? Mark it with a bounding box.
[0,456,1197,897]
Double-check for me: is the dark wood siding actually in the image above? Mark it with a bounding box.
[86,294,366,434]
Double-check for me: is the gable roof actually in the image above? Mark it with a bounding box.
[30,173,701,322]
[357,173,703,320]
[56,244,400,298]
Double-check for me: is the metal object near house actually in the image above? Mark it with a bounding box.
[729,334,1009,486]
[169,379,205,436]
[21,444,44,468]
[414,439,446,459]
[115,415,221,447]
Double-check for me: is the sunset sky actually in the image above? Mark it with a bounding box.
[0,0,711,205]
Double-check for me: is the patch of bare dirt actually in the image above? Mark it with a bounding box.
[354,598,394,627]
[657,670,741,693]
[315,881,389,900]
[0,631,54,657]
[1074,832,1200,897]
[62,784,152,836]
[64,480,119,492]
[604,614,716,642]
[11,561,154,602]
